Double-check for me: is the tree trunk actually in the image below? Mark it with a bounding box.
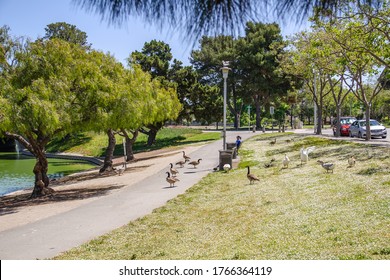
[143,122,163,147]
[123,129,138,161]
[365,105,371,140]
[100,128,116,173]
[255,97,261,129]
[30,155,53,198]
[335,105,342,137]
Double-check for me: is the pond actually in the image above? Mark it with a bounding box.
[0,153,96,196]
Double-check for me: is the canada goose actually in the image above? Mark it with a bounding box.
[283,154,290,168]
[348,156,356,167]
[189,158,202,168]
[247,166,260,184]
[166,172,179,187]
[270,138,277,145]
[300,146,316,165]
[169,163,179,177]
[182,151,191,161]
[175,159,189,168]
[317,160,335,173]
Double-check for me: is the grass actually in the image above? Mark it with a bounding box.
[47,127,221,157]
[55,133,390,260]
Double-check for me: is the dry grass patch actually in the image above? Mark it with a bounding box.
[55,134,390,260]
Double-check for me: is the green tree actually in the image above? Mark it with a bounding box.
[0,38,117,197]
[129,40,181,146]
[43,22,91,48]
[321,6,387,139]
[236,21,294,129]
[191,35,244,128]
[169,59,222,125]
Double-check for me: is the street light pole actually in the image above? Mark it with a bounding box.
[221,61,230,150]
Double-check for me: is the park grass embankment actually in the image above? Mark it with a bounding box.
[47,127,221,157]
[55,133,390,260]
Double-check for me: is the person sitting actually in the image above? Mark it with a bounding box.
[235,136,242,153]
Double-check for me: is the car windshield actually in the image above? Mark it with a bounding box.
[340,118,355,125]
[359,120,380,127]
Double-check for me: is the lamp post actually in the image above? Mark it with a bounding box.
[221,61,230,150]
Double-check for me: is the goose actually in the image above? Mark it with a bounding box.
[175,159,189,168]
[348,156,356,167]
[269,138,277,145]
[247,166,260,184]
[188,158,202,168]
[300,146,316,165]
[182,151,191,161]
[169,163,179,177]
[282,154,290,168]
[317,160,335,173]
[166,172,179,187]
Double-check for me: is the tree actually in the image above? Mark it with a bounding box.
[320,6,387,140]
[0,38,118,197]
[236,21,294,129]
[72,0,379,41]
[281,30,334,134]
[130,40,181,146]
[168,59,221,125]
[43,22,91,48]
[191,35,244,128]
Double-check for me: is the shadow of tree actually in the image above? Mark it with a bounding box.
[0,184,125,217]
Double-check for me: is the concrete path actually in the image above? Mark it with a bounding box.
[0,131,258,260]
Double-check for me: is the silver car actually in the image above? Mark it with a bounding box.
[349,119,387,139]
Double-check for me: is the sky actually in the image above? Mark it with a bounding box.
[0,0,310,66]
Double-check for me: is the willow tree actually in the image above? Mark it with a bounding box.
[117,65,181,162]
[130,40,181,146]
[0,38,118,197]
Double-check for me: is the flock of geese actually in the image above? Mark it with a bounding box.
[246,137,358,185]
[166,151,202,187]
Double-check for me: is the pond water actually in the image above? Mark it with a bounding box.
[0,153,96,196]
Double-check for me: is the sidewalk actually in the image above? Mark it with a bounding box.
[0,131,258,259]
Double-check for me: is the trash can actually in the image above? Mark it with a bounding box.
[226,142,237,159]
[219,150,233,171]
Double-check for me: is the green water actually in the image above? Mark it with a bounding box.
[0,153,96,196]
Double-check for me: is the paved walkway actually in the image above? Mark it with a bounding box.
[0,131,257,260]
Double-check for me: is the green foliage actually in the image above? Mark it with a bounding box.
[43,22,90,48]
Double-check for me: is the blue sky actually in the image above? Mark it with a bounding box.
[0,0,309,66]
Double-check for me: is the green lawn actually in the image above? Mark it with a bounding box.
[47,127,221,157]
[55,133,390,260]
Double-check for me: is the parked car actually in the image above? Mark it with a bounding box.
[332,117,357,136]
[349,119,387,139]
